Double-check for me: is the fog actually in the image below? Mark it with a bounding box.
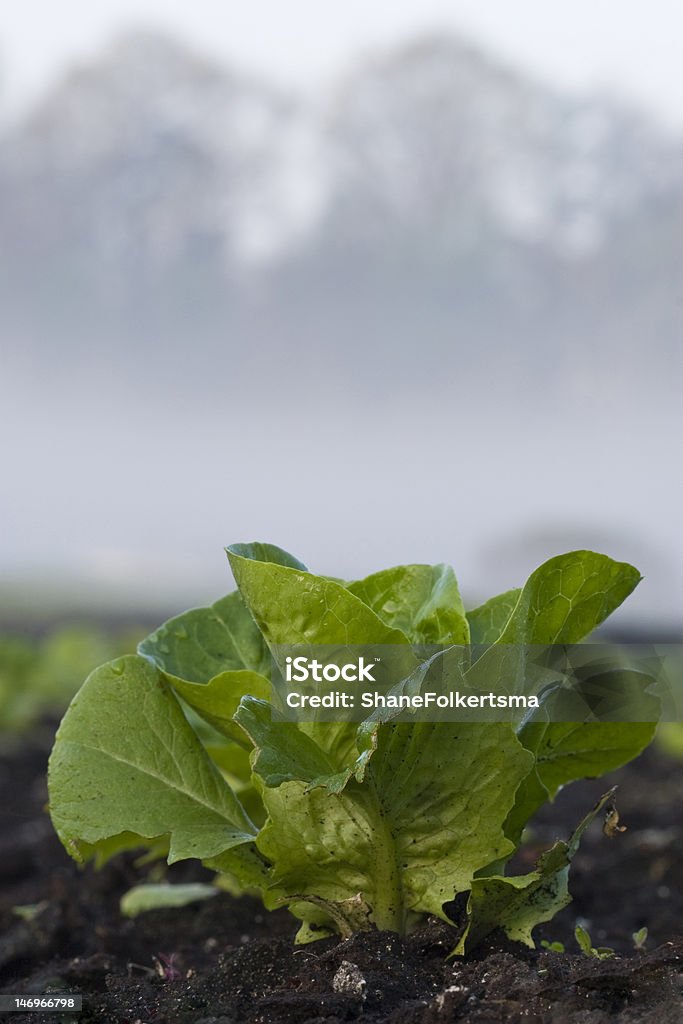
[3,371,679,627]
[1,28,681,630]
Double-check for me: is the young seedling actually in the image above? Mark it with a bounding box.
[632,926,648,951]
[540,940,565,953]
[575,924,616,960]
[48,545,657,953]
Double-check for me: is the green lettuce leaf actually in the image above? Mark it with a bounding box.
[120,882,218,918]
[347,564,469,644]
[235,697,352,793]
[139,590,270,682]
[138,590,272,743]
[455,787,618,953]
[226,544,417,784]
[504,719,655,845]
[227,542,308,573]
[466,589,521,643]
[171,671,271,746]
[48,655,256,864]
[498,551,641,644]
[468,552,646,846]
[465,552,641,702]
[226,544,410,647]
[243,705,534,933]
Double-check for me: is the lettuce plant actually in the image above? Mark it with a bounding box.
[48,545,654,951]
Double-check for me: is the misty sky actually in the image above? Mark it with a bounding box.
[1,2,681,628]
[2,0,683,125]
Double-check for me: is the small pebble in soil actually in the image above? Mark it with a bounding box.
[332,959,367,999]
[435,984,468,1011]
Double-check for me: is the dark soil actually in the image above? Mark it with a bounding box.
[1,727,682,1023]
